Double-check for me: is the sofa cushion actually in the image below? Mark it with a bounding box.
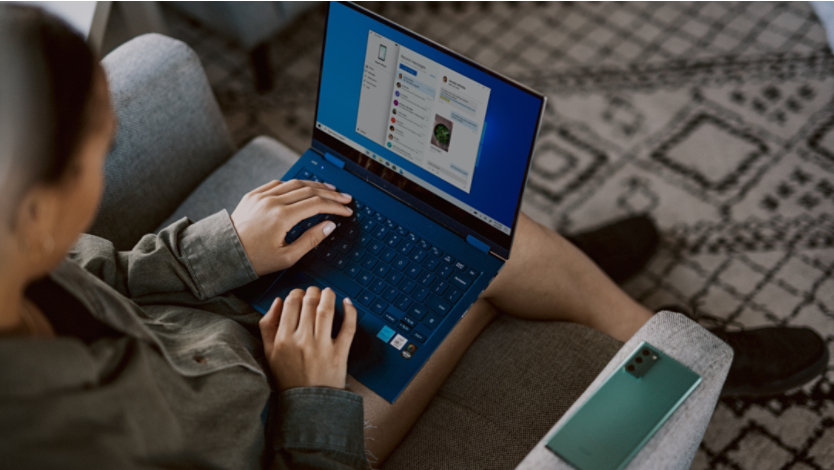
[93,34,235,249]
[156,136,298,230]
[383,315,621,470]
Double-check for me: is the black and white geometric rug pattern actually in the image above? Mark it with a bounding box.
[165,3,834,468]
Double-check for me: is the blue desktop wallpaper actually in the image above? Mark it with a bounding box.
[317,2,543,228]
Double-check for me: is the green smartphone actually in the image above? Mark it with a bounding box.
[546,341,701,470]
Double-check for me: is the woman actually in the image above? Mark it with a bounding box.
[1,5,825,469]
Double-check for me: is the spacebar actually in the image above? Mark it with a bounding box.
[303,262,363,298]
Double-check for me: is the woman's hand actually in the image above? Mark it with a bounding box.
[231,179,353,276]
[259,287,357,391]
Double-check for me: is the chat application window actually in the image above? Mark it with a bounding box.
[355,31,491,193]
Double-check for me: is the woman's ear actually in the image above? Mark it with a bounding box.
[13,184,58,260]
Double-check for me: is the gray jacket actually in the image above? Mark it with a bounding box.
[0,211,368,469]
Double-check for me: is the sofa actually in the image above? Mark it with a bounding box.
[90,34,733,469]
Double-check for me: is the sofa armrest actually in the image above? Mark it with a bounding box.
[90,33,235,249]
[516,311,732,470]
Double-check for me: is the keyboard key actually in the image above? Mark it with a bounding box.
[386,270,404,285]
[335,240,351,252]
[438,264,453,279]
[371,299,388,315]
[372,225,389,239]
[446,288,462,303]
[430,246,442,257]
[374,263,390,278]
[369,240,384,254]
[450,274,470,290]
[406,264,420,279]
[466,268,480,280]
[432,279,449,296]
[410,249,426,263]
[395,294,411,312]
[383,286,399,302]
[385,232,401,247]
[402,316,417,328]
[424,257,441,271]
[380,248,397,263]
[399,278,417,294]
[393,255,409,271]
[357,272,373,286]
[413,286,429,301]
[398,322,412,333]
[417,239,431,250]
[384,313,397,324]
[361,255,376,270]
[442,254,454,265]
[428,295,451,316]
[424,314,441,329]
[298,168,313,179]
[418,270,435,286]
[346,265,361,278]
[413,328,429,343]
[385,305,407,320]
[395,225,408,236]
[370,278,386,294]
[358,291,374,306]
[454,261,467,271]
[409,305,428,320]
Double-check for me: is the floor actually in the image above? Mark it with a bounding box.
[164,3,834,469]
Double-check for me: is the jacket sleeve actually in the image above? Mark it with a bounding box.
[269,388,369,470]
[68,210,258,302]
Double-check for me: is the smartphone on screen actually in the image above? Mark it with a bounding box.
[546,341,701,470]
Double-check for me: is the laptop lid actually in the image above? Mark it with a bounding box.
[312,2,546,260]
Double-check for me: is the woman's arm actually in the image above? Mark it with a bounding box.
[260,287,369,469]
[68,179,353,304]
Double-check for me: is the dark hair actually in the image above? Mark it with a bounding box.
[1,4,99,188]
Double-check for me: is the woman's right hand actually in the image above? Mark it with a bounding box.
[258,286,357,391]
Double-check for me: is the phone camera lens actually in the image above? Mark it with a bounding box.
[635,357,643,364]
[626,364,635,372]
[642,349,650,356]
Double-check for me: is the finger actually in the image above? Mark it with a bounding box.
[262,179,338,198]
[259,297,282,356]
[250,179,284,195]
[297,286,321,336]
[335,297,357,356]
[314,287,336,341]
[288,195,355,221]
[272,186,352,206]
[282,220,338,266]
[277,289,304,337]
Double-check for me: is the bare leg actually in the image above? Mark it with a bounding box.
[353,213,652,464]
[481,213,653,342]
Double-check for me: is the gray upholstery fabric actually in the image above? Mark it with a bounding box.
[383,316,622,470]
[156,136,298,230]
[91,34,235,249]
[518,311,733,470]
[169,2,314,49]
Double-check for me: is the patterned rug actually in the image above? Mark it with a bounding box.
[165,2,834,468]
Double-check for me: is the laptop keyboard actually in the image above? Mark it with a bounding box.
[284,167,482,344]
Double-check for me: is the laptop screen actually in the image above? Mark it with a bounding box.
[312,2,545,258]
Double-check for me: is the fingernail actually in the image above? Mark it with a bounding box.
[345,206,354,215]
[324,183,336,190]
[342,192,353,201]
[344,297,353,305]
[323,221,336,236]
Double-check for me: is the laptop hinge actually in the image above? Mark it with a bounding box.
[323,152,345,169]
[465,234,490,254]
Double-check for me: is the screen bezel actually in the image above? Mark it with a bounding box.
[312,1,546,259]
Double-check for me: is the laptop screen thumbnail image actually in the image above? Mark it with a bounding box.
[313,2,545,259]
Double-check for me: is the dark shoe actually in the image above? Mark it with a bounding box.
[713,326,828,397]
[566,214,660,283]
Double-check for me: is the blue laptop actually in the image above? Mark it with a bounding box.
[237,2,546,402]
